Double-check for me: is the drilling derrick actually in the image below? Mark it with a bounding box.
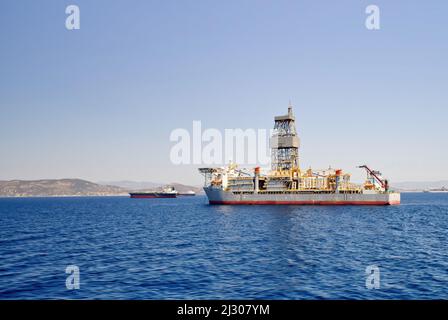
[270,103,300,173]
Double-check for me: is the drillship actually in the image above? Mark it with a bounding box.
[129,186,177,199]
[199,104,400,205]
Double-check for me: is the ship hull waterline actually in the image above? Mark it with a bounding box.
[129,193,177,199]
[204,187,400,205]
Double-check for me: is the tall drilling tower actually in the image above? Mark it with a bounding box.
[270,103,300,172]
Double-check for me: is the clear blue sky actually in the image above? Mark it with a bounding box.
[1,0,447,185]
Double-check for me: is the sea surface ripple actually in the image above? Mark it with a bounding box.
[0,193,447,299]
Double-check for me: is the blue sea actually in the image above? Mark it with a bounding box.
[0,193,447,300]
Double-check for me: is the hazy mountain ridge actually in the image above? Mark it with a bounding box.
[0,179,128,197]
[0,179,202,197]
[99,181,203,194]
[97,180,164,190]
[2,178,443,197]
[168,183,203,194]
[391,180,448,191]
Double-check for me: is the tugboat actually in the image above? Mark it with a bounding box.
[129,186,177,198]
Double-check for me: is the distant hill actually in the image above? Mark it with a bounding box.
[97,180,164,190]
[99,181,203,194]
[0,179,203,197]
[391,181,448,191]
[0,179,127,197]
[169,183,203,194]
[3,178,445,196]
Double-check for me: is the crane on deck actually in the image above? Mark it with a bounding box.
[358,165,389,191]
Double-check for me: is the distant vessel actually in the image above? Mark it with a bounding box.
[129,186,177,198]
[178,190,196,196]
[426,186,448,193]
[199,104,400,205]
